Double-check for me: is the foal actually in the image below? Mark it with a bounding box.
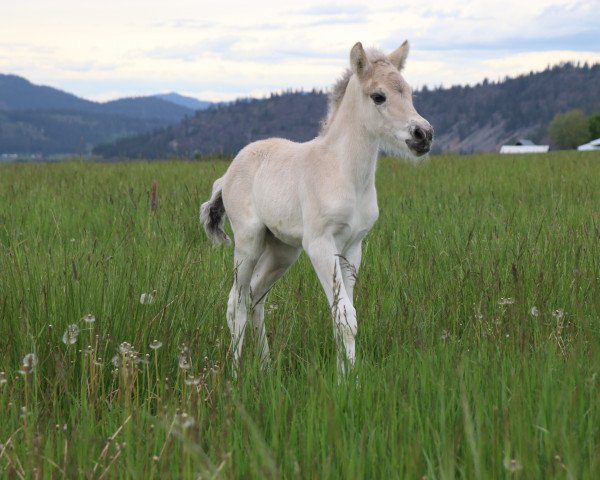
[201,41,433,375]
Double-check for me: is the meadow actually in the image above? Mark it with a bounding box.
[0,152,599,479]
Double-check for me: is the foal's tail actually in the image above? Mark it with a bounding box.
[200,177,231,245]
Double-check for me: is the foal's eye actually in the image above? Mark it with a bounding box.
[370,93,386,105]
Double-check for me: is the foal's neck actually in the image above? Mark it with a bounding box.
[321,81,380,190]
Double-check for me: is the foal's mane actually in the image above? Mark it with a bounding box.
[320,48,389,135]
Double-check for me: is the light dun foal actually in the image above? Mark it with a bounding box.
[201,41,433,376]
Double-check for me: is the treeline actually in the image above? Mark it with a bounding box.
[413,62,600,151]
[94,62,600,158]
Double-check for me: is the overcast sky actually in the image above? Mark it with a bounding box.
[1,0,599,102]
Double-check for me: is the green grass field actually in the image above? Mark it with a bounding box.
[1,152,599,479]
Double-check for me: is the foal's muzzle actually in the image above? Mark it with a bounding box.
[406,124,434,156]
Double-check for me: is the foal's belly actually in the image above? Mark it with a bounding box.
[267,221,304,248]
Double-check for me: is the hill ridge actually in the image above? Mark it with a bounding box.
[94,62,600,158]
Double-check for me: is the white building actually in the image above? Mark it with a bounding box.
[577,138,600,151]
[500,139,549,154]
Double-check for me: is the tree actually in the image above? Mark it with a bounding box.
[588,112,600,139]
[548,110,590,149]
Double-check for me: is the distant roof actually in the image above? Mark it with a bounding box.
[500,145,549,154]
[577,138,600,151]
[515,139,535,146]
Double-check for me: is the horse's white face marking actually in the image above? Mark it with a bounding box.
[200,41,433,378]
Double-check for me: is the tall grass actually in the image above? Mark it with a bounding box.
[0,152,599,478]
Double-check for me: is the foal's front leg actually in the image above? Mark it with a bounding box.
[339,241,362,305]
[305,236,358,375]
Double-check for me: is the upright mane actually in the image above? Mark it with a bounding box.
[320,48,389,135]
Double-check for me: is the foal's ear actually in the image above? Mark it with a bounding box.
[389,40,410,71]
[350,42,371,80]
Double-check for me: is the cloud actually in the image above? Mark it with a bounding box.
[1,0,599,102]
[295,4,369,16]
[147,36,240,61]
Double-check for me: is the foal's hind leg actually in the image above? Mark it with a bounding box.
[227,225,266,374]
[250,234,301,367]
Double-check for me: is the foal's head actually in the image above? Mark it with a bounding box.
[347,41,433,157]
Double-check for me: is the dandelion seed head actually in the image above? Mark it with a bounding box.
[19,353,37,375]
[503,458,523,472]
[178,356,191,370]
[140,292,156,305]
[82,314,96,323]
[180,413,195,429]
[62,324,80,345]
[118,342,134,355]
[149,340,163,350]
[552,309,564,319]
[498,297,515,306]
[185,375,201,386]
[530,306,539,317]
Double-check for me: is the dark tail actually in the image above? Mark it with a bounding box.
[200,177,231,245]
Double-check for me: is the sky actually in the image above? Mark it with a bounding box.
[1,0,599,103]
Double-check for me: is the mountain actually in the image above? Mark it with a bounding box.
[93,62,600,159]
[0,74,95,112]
[154,93,212,111]
[0,74,195,155]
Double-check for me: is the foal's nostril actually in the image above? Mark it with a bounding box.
[413,126,425,141]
